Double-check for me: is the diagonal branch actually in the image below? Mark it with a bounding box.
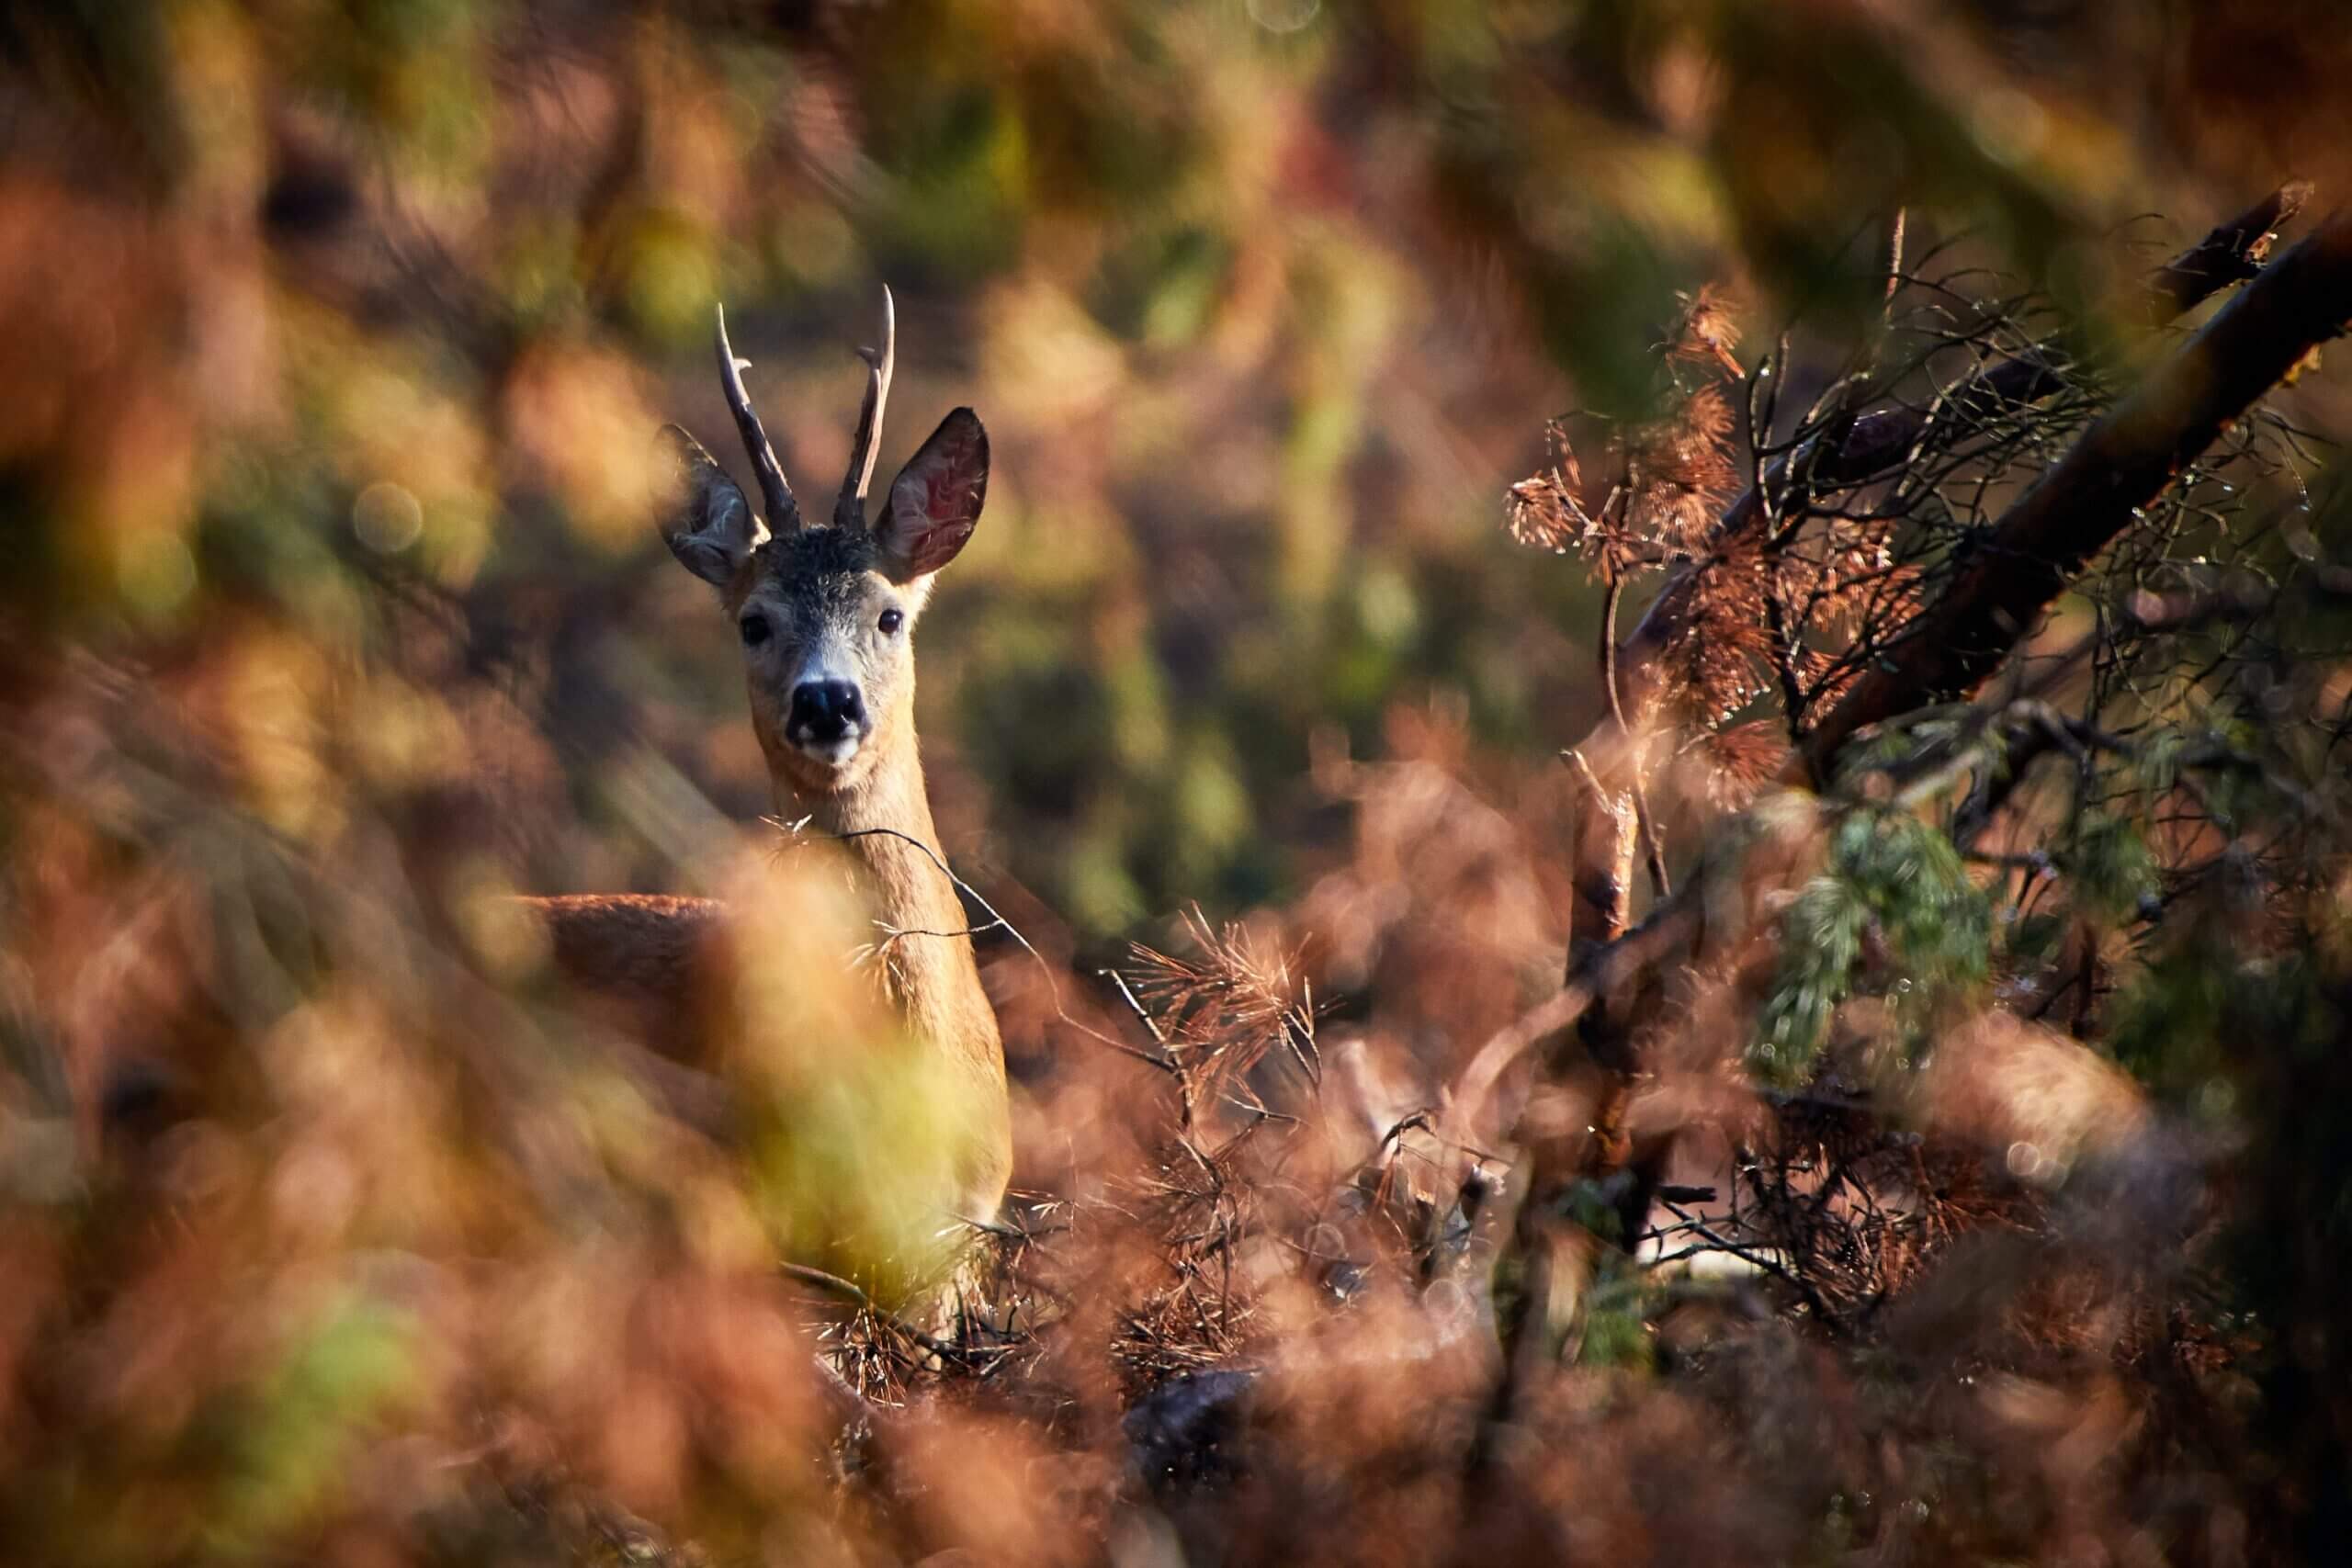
[1551,185,2315,982]
[1802,207,2352,778]
[2142,182,2316,324]
[1609,183,2312,731]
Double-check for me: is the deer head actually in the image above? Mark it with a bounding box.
[659,289,990,799]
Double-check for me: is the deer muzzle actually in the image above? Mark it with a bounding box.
[786,679,867,762]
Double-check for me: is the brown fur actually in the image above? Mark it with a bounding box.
[526,893,727,1037]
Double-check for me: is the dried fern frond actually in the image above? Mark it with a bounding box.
[1125,909,1321,1110]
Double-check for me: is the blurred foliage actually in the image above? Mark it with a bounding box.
[4,0,2340,945]
[1755,806,1992,1085]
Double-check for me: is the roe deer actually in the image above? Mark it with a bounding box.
[522,290,1010,1229]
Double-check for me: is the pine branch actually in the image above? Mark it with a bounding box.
[1609,182,2312,728]
[1551,185,2317,1003]
[1802,206,2352,777]
[1479,190,2339,1393]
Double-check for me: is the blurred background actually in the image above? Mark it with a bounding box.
[8,0,2346,951]
[5,2,2352,1562]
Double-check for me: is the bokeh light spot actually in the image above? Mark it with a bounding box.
[352,481,424,554]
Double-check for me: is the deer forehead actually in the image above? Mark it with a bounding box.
[735,525,886,616]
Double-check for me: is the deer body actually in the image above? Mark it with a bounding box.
[526,294,1010,1226]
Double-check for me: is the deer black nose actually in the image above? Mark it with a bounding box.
[788,680,865,744]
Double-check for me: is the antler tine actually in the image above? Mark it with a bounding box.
[713,304,801,533]
[833,284,897,529]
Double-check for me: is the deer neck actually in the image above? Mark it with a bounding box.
[775,718,1002,1088]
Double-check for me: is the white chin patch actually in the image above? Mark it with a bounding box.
[790,734,863,770]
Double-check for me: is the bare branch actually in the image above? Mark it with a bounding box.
[2139,181,2313,324]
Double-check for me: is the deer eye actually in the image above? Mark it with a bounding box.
[877,608,904,636]
[739,614,770,647]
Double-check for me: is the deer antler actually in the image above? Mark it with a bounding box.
[713,304,801,533]
[835,285,897,530]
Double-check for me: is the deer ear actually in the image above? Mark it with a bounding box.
[877,409,989,581]
[657,424,763,587]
